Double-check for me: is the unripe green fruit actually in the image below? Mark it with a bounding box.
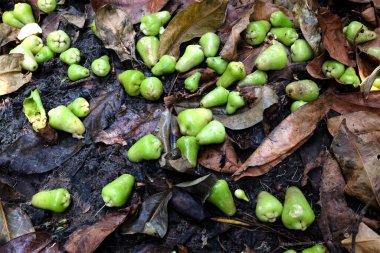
[101,174,135,207]
[270,11,293,28]
[118,70,145,96]
[255,44,288,71]
[322,60,345,79]
[48,105,85,136]
[343,21,377,44]
[37,0,57,13]
[373,77,380,88]
[2,11,25,29]
[176,136,199,168]
[366,47,380,61]
[216,61,246,88]
[238,70,267,87]
[184,72,201,92]
[255,191,283,223]
[268,27,298,46]
[23,89,46,132]
[234,189,249,202]
[206,56,228,75]
[91,55,111,77]
[35,46,55,64]
[243,20,271,46]
[226,91,245,114]
[207,180,236,216]
[281,186,315,231]
[13,3,35,24]
[175,45,205,73]
[136,36,159,68]
[301,244,326,253]
[140,13,161,36]
[199,32,220,57]
[200,86,229,108]
[140,77,163,101]
[31,188,71,213]
[154,11,171,26]
[127,134,163,162]
[47,30,71,53]
[283,250,297,253]
[60,48,81,65]
[291,39,313,62]
[21,35,43,55]
[196,120,226,145]
[68,97,90,118]
[177,108,213,136]
[290,100,307,113]
[68,64,90,81]
[10,45,38,72]
[285,80,319,102]
[339,67,360,87]
[151,55,176,76]
[91,20,97,34]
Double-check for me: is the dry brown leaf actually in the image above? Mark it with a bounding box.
[237,44,268,74]
[0,24,19,47]
[342,222,380,253]
[306,53,329,79]
[232,92,331,180]
[251,0,293,21]
[0,232,58,253]
[360,65,380,97]
[360,6,379,26]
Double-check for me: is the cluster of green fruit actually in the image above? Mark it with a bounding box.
[284,244,326,253]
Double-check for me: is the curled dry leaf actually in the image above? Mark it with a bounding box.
[0,24,19,47]
[237,44,268,74]
[232,92,331,180]
[158,0,228,58]
[342,222,380,253]
[61,13,86,29]
[41,13,61,39]
[0,54,32,96]
[360,6,379,26]
[175,174,218,203]
[0,232,58,253]
[306,53,329,79]
[251,0,293,21]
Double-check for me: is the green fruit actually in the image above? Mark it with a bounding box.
[268,27,298,46]
[101,174,135,207]
[23,89,47,132]
[184,72,201,92]
[2,11,25,29]
[206,56,228,75]
[67,97,90,118]
[175,45,205,73]
[136,36,159,68]
[176,136,199,168]
[237,70,267,87]
[37,0,57,13]
[21,35,43,55]
[140,77,163,101]
[151,55,176,76]
[177,108,213,136]
[366,47,380,61]
[68,64,90,81]
[216,61,246,88]
[13,3,35,24]
[60,48,81,65]
[321,60,345,79]
[284,250,297,253]
[234,189,249,202]
[281,186,315,231]
[285,80,319,102]
[199,32,220,57]
[301,244,326,253]
[373,76,380,88]
[255,191,283,223]
[270,11,293,28]
[35,46,55,63]
[127,134,163,162]
[118,70,145,96]
[91,20,97,34]
[207,180,236,216]
[200,86,229,108]
[255,44,288,71]
[243,20,271,46]
[339,67,361,87]
[154,11,171,26]
[48,105,85,136]
[226,91,245,114]
[343,21,377,44]
[290,100,308,113]
[91,55,111,77]
[31,188,71,213]
[47,30,71,53]
[196,120,226,145]
[140,13,161,36]
[291,39,313,62]
[10,45,38,72]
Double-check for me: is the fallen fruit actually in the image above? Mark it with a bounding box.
[48,105,85,136]
[283,250,297,253]
[301,244,326,253]
[270,10,293,28]
[2,11,25,29]
[60,48,81,65]
[290,100,308,113]
[35,46,55,64]
[255,191,283,222]
[13,3,35,25]
[101,174,135,207]
[291,39,313,62]
[140,77,163,101]
[339,67,361,87]
[136,36,159,68]
[10,45,38,72]
[200,86,229,108]
[31,188,71,213]
[216,61,246,88]
[243,20,271,46]
[20,35,43,55]
[47,30,71,53]
[151,55,176,76]
[176,136,199,168]
[68,64,90,81]
[268,27,299,46]
[196,120,226,145]
[68,97,90,118]
[91,55,111,77]
[118,70,145,96]
[285,80,319,102]
[321,60,345,79]
[23,89,47,132]
[207,180,236,216]
[343,21,377,44]
[234,189,249,202]
[238,70,267,87]
[37,0,57,13]
[184,72,201,92]
[199,32,220,57]
[255,44,287,71]
[127,134,163,162]
[206,56,229,75]
[226,91,245,114]
[366,47,380,61]
[175,45,205,73]
[140,13,161,36]
[177,108,213,136]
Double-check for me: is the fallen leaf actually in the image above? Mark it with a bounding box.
[360,6,379,26]
[237,44,268,74]
[64,204,138,253]
[61,13,86,29]
[331,121,380,209]
[232,92,331,180]
[158,0,228,58]
[176,174,218,202]
[41,13,61,39]
[0,232,59,253]
[359,60,380,98]
[251,0,293,21]
[0,24,19,47]
[0,178,24,202]
[306,53,329,79]
[342,222,380,253]
[0,54,32,96]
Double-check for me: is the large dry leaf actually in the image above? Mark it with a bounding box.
[331,122,380,209]
[158,0,228,58]
[0,54,32,96]
[342,223,380,253]
[0,232,59,253]
[0,24,19,47]
[232,92,331,180]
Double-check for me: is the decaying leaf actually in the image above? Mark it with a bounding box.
[342,222,380,253]
[0,24,19,47]
[330,90,380,116]
[0,232,58,253]
[306,53,329,79]
[359,62,380,98]
[360,6,379,26]
[251,0,293,21]
[64,204,138,253]
[0,54,32,96]
[61,13,86,29]
[237,44,268,73]
[232,92,331,180]
[176,174,218,203]
[158,0,228,58]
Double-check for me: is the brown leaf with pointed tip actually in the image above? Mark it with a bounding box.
[232,92,331,180]
[237,43,268,74]
[0,24,19,47]
[0,232,58,253]
[158,0,228,58]
[342,223,380,253]
[306,53,329,79]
